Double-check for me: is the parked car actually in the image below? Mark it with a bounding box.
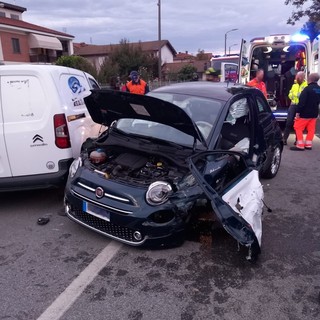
[0,64,101,191]
[64,82,283,260]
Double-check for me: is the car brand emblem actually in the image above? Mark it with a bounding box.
[32,134,44,143]
[95,187,104,199]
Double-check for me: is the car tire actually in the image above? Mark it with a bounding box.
[260,144,282,179]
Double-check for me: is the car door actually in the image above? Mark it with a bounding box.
[254,93,281,152]
[0,98,12,178]
[189,151,263,260]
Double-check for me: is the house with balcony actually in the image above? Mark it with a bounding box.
[0,1,74,64]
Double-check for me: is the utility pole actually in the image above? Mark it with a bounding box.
[224,29,238,56]
[158,0,162,85]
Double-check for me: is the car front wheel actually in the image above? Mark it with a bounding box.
[260,144,282,179]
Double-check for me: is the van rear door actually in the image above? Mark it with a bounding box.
[0,101,12,178]
[311,38,319,74]
[238,38,249,84]
[1,74,61,177]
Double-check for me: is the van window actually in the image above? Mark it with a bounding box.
[88,78,100,89]
[1,76,46,123]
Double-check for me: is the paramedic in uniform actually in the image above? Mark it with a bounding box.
[126,71,149,95]
[283,71,307,145]
[247,69,267,98]
[290,73,320,151]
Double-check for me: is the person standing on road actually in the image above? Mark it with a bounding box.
[290,73,320,151]
[247,69,267,98]
[283,71,307,145]
[126,70,149,95]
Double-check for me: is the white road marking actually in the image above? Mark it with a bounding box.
[37,241,122,320]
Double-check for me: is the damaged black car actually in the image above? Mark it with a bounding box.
[64,82,283,259]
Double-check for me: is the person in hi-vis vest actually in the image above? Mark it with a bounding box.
[126,70,149,95]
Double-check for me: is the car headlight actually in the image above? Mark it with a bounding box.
[146,181,173,206]
[69,157,82,178]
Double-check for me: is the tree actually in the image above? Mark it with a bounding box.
[98,39,159,84]
[55,55,97,78]
[177,64,197,81]
[284,0,320,25]
[97,58,120,87]
[300,20,320,42]
[196,49,207,60]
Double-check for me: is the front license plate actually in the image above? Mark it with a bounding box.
[83,201,110,222]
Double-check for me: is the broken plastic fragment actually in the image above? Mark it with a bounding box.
[37,217,50,225]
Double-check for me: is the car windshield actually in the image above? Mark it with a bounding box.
[116,92,222,146]
[115,119,196,147]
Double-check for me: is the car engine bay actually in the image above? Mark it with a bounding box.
[84,146,187,185]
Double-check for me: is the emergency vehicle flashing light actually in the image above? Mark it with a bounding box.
[291,33,310,42]
[252,34,310,45]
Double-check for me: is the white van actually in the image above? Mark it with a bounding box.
[0,64,102,191]
[238,33,319,121]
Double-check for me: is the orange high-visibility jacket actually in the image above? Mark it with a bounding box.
[247,78,267,98]
[126,80,148,95]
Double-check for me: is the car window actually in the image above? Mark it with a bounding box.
[256,96,270,113]
[219,97,251,153]
[225,97,249,124]
[147,92,223,140]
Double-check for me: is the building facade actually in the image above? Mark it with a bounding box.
[74,40,177,72]
[0,2,73,64]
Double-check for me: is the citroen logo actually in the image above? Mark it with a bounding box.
[95,187,104,199]
[33,134,44,143]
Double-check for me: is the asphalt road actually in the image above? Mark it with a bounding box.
[1,130,320,320]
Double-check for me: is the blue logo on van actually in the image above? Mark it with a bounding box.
[68,76,85,94]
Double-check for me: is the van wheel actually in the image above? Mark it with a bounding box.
[260,144,282,179]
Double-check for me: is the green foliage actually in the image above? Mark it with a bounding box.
[284,0,320,25]
[98,58,120,85]
[55,55,97,78]
[177,64,197,81]
[98,39,159,85]
[301,20,320,42]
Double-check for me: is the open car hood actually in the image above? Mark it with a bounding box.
[84,89,207,146]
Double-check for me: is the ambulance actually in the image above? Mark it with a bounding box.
[238,33,319,121]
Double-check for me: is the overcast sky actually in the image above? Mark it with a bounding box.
[15,0,307,55]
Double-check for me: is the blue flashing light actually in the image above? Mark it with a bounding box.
[291,33,310,42]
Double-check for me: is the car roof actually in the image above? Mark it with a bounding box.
[151,81,256,101]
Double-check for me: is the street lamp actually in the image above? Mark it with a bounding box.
[157,0,162,85]
[224,28,238,56]
[228,43,238,55]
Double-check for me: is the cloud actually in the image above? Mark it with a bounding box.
[17,0,306,54]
